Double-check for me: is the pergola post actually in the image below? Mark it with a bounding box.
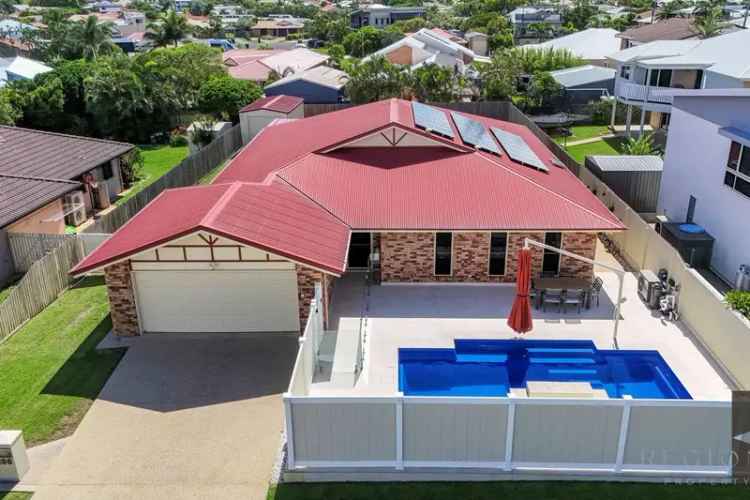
[524,238,625,349]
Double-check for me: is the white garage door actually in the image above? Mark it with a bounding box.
[134,270,300,333]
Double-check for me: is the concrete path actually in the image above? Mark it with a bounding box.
[33,333,298,500]
[562,134,616,147]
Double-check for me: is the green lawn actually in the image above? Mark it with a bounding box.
[0,275,21,303]
[267,482,750,500]
[552,125,611,144]
[198,160,228,185]
[0,492,33,500]
[0,277,125,446]
[564,137,626,164]
[116,145,189,205]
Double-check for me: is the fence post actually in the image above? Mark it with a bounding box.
[504,399,516,471]
[284,395,296,470]
[395,393,404,470]
[614,399,632,472]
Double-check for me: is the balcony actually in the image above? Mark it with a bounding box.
[614,79,675,112]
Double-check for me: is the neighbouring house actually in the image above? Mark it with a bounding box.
[508,6,562,37]
[212,4,253,28]
[0,19,35,57]
[657,89,750,283]
[0,56,52,86]
[464,31,488,56]
[549,65,616,106]
[111,31,149,53]
[223,48,328,83]
[617,17,700,50]
[0,126,134,283]
[608,29,750,135]
[264,65,348,104]
[364,28,490,76]
[524,28,621,67]
[350,4,426,28]
[71,98,623,337]
[239,94,304,143]
[174,0,192,11]
[251,17,305,37]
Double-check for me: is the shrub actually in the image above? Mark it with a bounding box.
[169,133,188,147]
[726,290,750,319]
[120,148,144,188]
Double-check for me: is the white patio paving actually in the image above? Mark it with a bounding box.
[311,268,733,401]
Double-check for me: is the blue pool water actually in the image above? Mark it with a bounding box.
[398,339,691,399]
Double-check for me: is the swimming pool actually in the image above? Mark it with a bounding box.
[398,339,691,399]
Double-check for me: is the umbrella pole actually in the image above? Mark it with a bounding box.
[524,238,625,349]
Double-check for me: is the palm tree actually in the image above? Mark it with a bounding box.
[146,9,190,47]
[657,0,685,20]
[620,133,659,155]
[693,6,724,39]
[73,16,117,60]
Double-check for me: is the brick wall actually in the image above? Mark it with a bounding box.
[560,232,596,280]
[296,266,334,330]
[104,261,140,337]
[380,231,596,283]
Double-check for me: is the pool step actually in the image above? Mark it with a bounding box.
[528,357,597,365]
[455,353,508,364]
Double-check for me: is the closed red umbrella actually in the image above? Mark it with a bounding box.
[507,247,533,334]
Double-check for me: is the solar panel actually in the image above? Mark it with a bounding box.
[450,112,501,155]
[491,127,549,172]
[412,101,454,139]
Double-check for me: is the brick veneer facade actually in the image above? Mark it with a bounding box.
[104,259,333,337]
[104,261,140,337]
[379,231,595,283]
[560,232,596,280]
[296,265,334,330]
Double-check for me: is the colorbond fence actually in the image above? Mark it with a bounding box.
[82,124,243,234]
[284,394,731,476]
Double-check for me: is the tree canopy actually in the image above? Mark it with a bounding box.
[198,74,263,121]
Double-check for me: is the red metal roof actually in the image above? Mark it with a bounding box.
[72,181,350,275]
[74,98,624,275]
[240,95,304,114]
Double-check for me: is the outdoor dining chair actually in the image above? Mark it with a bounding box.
[589,277,604,308]
[542,288,563,312]
[562,289,586,314]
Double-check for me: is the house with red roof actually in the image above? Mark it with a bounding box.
[72,98,624,337]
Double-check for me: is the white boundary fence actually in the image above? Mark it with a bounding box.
[284,394,731,477]
[287,283,324,397]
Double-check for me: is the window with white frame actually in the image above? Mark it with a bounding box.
[725,141,750,199]
[620,65,631,80]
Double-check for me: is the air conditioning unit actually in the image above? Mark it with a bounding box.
[93,182,111,210]
[637,270,663,309]
[64,191,87,227]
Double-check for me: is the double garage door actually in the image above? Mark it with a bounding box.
[133,270,300,333]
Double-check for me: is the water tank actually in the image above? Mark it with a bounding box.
[736,265,750,292]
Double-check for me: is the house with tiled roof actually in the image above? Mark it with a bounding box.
[0,126,134,283]
[72,98,624,337]
[223,48,328,83]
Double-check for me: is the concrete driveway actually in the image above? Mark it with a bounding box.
[34,333,298,500]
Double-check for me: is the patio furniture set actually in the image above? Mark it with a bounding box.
[532,276,603,313]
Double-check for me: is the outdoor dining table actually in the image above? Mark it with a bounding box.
[534,277,592,310]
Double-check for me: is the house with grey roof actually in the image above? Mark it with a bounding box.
[0,126,134,284]
[264,65,348,104]
[549,65,617,106]
[608,29,750,135]
[0,56,52,87]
